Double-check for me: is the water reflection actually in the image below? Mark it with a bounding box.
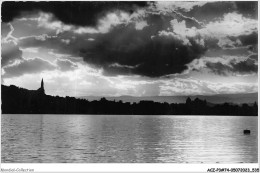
[1,115,258,163]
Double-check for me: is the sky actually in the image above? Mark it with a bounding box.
[1,1,258,97]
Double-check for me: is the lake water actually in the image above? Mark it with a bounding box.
[1,114,258,163]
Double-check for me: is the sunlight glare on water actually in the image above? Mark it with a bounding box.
[1,114,258,163]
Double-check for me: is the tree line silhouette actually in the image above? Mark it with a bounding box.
[1,84,257,115]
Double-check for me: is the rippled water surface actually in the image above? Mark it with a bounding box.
[1,114,258,163]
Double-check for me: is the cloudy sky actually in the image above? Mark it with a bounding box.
[1,1,258,97]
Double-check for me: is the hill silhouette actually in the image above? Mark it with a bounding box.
[80,93,258,105]
[1,84,257,115]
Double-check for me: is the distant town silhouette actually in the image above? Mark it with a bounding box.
[1,79,258,115]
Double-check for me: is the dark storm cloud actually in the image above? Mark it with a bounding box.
[231,58,257,74]
[77,19,206,77]
[182,2,236,22]
[234,1,258,19]
[204,47,250,58]
[5,1,257,78]
[17,11,207,77]
[206,62,232,75]
[218,32,258,54]
[182,1,257,23]
[227,32,258,52]
[3,58,56,78]
[2,1,149,26]
[206,55,258,76]
[236,32,257,46]
[248,54,258,61]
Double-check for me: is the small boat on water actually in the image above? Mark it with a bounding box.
[243,129,250,134]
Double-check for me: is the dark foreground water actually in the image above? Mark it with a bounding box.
[1,114,258,163]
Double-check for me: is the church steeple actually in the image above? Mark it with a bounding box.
[41,78,44,90]
[39,78,45,95]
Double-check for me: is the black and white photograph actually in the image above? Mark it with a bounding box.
[1,1,258,172]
